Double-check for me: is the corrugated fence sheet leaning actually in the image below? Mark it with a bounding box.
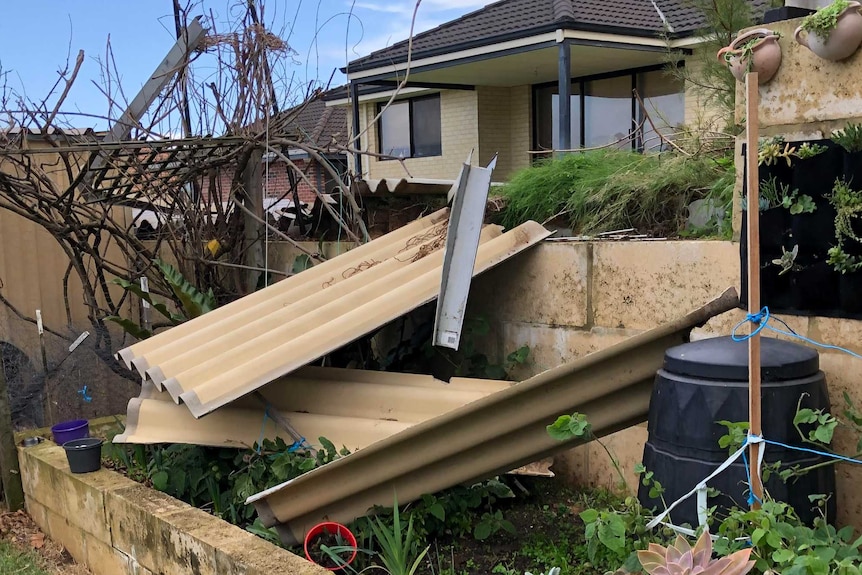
[115,366,511,451]
[116,207,552,418]
[247,288,740,546]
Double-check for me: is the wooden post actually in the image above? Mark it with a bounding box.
[242,149,265,294]
[0,352,25,511]
[745,72,764,509]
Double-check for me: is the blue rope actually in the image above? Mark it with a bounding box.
[763,438,862,466]
[731,305,862,360]
[256,405,270,454]
[77,386,92,403]
[740,443,762,506]
[288,438,307,453]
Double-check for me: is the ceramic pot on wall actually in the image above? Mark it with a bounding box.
[795,1,862,61]
[718,28,783,83]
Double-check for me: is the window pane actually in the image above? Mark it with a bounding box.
[535,84,581,151]
[412,96,442,157]
[639,70,685,152]
[380,101,411,158]
[584,76,632,149]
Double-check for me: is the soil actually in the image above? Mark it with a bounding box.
[0,509,91,575]
[420,477,594,575]
[306,530,354,570]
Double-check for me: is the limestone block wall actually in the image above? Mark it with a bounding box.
[18,439,326,575]
[469,240,862,528]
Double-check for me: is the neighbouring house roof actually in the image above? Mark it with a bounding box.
[344,0,771,73]
[116,207,551,418]
[247,287,740,545]
[285,98,348,149]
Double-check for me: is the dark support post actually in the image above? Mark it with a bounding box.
[557,41,572,156]
[0,358,24,511]
[350,81,362,176]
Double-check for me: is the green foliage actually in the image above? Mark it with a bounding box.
[794,407,840,444]
[794,142,828,160]
[0,541,49,575]
[714,500,862,575]
[772,245,801,276]
[832,123,862,153]
[801,0,852,40]
[829,178,862,255]
[664,0,755,131]
[106,258,217,339]
[756,176,814,216]
[547,413,591,442]
[497,150,733,237]
[717,420,750,455]
[758,137,796,167]
[827,246,862,274]
[473,510,515,541]
[104,436,346,528]
[366,497,430,575]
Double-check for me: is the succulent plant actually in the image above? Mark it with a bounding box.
[637,531,755,575]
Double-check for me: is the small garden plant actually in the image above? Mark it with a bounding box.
[800,0,853,41]
[832,122,862,154]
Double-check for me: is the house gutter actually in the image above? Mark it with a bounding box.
[248,287,739,545]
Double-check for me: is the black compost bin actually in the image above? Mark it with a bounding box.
[638,336,836,526]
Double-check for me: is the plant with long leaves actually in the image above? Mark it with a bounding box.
[367,496,430,575]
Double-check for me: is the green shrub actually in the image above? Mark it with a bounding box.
[497,150,733,237]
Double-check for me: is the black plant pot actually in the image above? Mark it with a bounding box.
[793,143,843,198]
[839,272,862,314]
[789,203,837,255]
[792,262,839,314]
[843,151,862,188]
[63,438,103,474]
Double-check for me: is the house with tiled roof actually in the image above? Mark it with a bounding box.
[327,0,772,183]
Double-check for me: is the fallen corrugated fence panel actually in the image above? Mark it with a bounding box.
[247,288,739,545]
[115,366,512,451]
[116,208,551,418]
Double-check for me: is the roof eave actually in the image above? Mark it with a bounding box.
[341,21,696,77]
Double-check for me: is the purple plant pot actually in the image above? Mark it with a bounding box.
[51,419,89,445]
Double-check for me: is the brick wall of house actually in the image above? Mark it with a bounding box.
[199,159,328,205]
[356,89,480,181]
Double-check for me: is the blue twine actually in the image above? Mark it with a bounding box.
[732,306,862,360]
[762,438,862,466]
[740,442,762,506]
[256,405,270,454]
[77,386,92,403]
[288,438,307,453]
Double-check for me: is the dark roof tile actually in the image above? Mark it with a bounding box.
[347,0,768,72]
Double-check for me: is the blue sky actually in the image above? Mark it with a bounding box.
[0,0,486,128]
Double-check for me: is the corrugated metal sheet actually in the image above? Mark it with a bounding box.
[116,208,551,418]
[115,366,512,451]
[247,288,739,545]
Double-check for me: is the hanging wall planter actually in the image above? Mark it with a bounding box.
[718,28,783,83]
[795,0,862,61]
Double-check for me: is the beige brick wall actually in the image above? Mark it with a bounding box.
[476,85,533,180]
[18,440,326,575]
[357,90,479,181]
[509,85,532,174]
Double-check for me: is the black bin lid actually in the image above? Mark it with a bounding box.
[664,336,819,381]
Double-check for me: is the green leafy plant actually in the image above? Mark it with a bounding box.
[639,531,755,575]
[473,510,516,541]
[714,499,862,575]
[827,246,862,274]
[832,122,862,154]
[367,497,430,575]
[794,142,828,160]
[829,178,862,244]
[772,244,801,275]
[758,137,796,167]
[756,177,813,214]
[106,258,217,339]
[497,150,734,237]
[801,0,852,41]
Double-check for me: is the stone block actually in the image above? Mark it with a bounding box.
[215,531,329,575]
[592,241,739,331]
[84,532,131,575]
[470,243,589,328]
[45,506,86,565]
